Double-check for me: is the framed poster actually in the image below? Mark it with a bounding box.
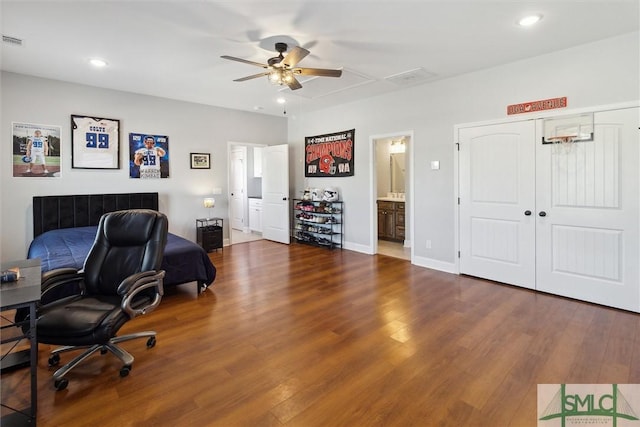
[11,122,62,177]
[71,115,120,169]
[190,153,210,169]
[129,133,170,179]
[305,129,355,177]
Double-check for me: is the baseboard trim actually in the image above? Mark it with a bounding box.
[343,241,373,254]
[343,241,456,274]
[412,255,456,274]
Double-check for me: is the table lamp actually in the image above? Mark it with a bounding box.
[203,197,215,219]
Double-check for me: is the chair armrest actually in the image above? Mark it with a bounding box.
[120,270,166,318]
[14,268,85,324]
[117,270,161,295]
[41,268,85,305]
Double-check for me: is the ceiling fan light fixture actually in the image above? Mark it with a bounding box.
[268,68,295,86]
[282,70,295,84]
[269,69,283,85]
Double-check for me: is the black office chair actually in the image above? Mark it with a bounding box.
[35,209,168,391]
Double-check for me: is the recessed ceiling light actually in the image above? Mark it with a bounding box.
[518,14,542,27]
[276,97,286,104]
[89,58,108,67]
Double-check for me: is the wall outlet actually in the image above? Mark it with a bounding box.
[426,240,432,249]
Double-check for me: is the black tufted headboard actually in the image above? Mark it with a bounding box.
[33,192,159,237]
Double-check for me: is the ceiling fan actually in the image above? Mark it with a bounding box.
[221,42,342,90]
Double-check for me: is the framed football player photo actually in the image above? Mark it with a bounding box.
[12,122,62,177]
[129,133,170,179]
[71,114,120,169]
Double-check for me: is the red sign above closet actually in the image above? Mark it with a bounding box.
[507,97,567,115]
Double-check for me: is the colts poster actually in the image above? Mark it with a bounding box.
[129,133,170,179]
[305,129,354,177]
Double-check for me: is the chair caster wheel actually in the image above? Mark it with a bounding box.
[48,354,60,367]
[54,378,68,391]
[146,336,156,348]
[120,365,131,377]
[100,348,108,355]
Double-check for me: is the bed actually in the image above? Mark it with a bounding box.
[28,192,216,294]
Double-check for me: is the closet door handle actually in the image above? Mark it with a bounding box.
[539,211,547,217]
[524,210,531,216]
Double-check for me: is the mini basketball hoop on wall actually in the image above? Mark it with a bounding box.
[542,113,594,153]
[546,135,580,154]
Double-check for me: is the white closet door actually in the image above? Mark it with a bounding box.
[536,108,639,311]
[459,120,536,289]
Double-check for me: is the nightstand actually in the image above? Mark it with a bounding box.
[196,218,223,252]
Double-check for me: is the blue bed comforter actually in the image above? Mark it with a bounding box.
[28,226,216,288]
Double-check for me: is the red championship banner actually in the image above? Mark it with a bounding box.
[507,97,567,115]
[305,129,354,177]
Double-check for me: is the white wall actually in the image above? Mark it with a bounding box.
[1,72,287,261]
[288,32,640,269]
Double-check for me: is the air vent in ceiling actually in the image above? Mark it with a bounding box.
[2,35,23,46]
[385,68,437,86]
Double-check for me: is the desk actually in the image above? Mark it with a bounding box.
[1,259,40,426]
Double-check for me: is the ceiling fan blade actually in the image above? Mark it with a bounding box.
[287,76,303,91]
[282,46,310,68]
[234,72,271,82]
[221,55,268,69]
[294,68,343,78]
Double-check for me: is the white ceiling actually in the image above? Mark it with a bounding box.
[2,1,638,117]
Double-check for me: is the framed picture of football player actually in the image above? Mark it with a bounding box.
[71,115,120,169]
[129,133,170,179]
[12,121,62,177]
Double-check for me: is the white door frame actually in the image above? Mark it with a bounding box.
[454,100,640,274]
[227,141,266,244]
[369,130,414,261]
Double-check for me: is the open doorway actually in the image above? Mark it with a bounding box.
[228,142,265,245]
[370,132,413,260]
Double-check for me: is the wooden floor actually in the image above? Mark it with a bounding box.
[2,240,639,426]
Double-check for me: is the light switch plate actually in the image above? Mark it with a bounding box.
[430,161,440,170]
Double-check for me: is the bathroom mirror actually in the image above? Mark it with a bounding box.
[390,152,405,193]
